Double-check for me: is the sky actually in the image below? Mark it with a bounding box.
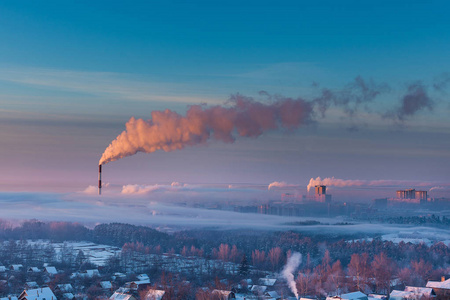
[0,1,449,200]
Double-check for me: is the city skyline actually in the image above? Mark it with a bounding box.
[0,1,449,196]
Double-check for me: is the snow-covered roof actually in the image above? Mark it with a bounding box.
[56,284,73,293]
[109,292,134,300]
[144,289,165,300]
[1,297,18,300]
[426,278,450,290]
[341,291,368,300]
[27,267,40,273]
[62,294,74,300]
[127,279,150,286]
[265,291,279,298]
[84,269,100,277]
[250,285,267,294]
[404,286,433,296]
[19,287,57,300]
[390,290,413,299]
[100,281,112,289]
[10,265,23,271]
[137,274,149,281]
[258,278,277,286]
[44,267,57,275]
[0,266,6,272]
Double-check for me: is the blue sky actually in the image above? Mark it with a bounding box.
[0,1,449,195]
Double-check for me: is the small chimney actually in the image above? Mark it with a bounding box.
[442,276,446,282]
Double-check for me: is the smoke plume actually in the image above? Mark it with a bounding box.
[268,181,298,190]
[307,176,433,192]
[281,252,302,298]
[99,95,314,165]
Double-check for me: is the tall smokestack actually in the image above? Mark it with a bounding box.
[98,164,102,195]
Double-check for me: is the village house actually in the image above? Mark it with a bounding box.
[55,284,74,294]
[18,287,57,300]
[326,291,368,300]
[27,267,40,273]
[426,277,450,298]
[43,267,58,276]
[10,265,23,272]
[143,289,166,300]
[109,292,136,300]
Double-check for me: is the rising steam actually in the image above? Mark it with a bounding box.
[307,176,433,192]
[99,95,314,165]
[281,252,302,298]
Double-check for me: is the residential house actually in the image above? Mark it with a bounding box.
[18,287,57,300]
[109,292,136,300]
[55,284,73,294]
[264,290,281,299]
[143,289,166,300]
[326,291,368,300]
[10,265,23,272]
[27,268,40,273]
[44,267,58,276]
[426,277,450,298]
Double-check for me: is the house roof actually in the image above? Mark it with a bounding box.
[259,278,277,286]
[250,285,267,293]
[44,267,57,275]
[10,265,23,271]
[426,278,450,290]
[265,291,279,298]
[19,287,57,300]
[100,281,112,289]
[62,294,74,300]
[137,274,149,281]
[404,286,433,296]
[109,292,134,300]
[144,290,165,300]
[1,297,18,300]
[390,290,413,298]
[341,291,368,300]
[56,284,73,293]
[28,267,40,272]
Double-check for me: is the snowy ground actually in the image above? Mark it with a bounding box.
[26,240,121,266]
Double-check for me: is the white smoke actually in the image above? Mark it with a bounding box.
[281,252,302,298]
[429,186,445,192]
[306,176,434,192]
[268,181,298,190]
[99,96,314,165]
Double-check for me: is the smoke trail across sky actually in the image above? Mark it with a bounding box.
[99,95,314,165]
[99,76,443,165]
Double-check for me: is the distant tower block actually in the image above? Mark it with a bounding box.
[315,185,326,195]
[415,190,428,201]
[396,188,415,199]
[314,185,331,202]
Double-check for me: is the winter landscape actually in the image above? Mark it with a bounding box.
[1,1,449,300]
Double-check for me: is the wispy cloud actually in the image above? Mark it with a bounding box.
[0,67,222,104]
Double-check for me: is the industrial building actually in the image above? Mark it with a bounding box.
[394,189,428,204]
[302,185,332,203]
